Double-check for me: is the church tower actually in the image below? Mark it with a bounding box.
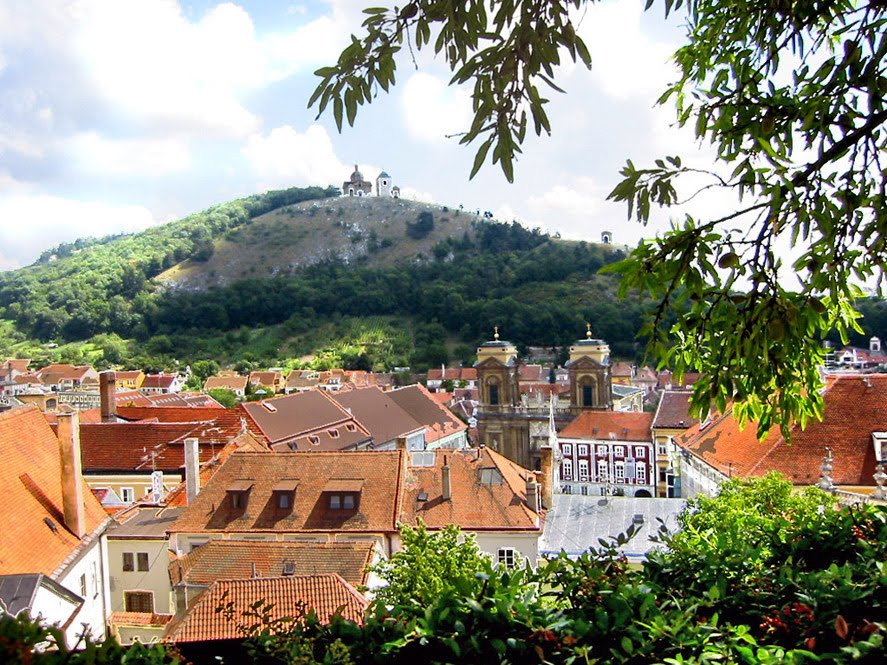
[474,328,529,467]
[566,324,612,412]
[376,170,392,197]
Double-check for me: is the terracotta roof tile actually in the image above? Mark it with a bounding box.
[0,407,108,576]
[652,391,698,430]
[169,451,403,534]
[676,374,887,486]
[204,376,248,392]
[388,384,467,445]
[559,411,654,441]
[169,541,373,588]
[141,375,176,389]
[111,612,173,627]
[401,448,540,531]
[331,387,423,445]
[66,422,221,472]
[243,391,369,450]
[164,574,367,642]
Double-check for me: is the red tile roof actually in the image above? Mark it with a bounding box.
[518,364,544,382]
[401,448,540,531]
[164,574,367,642]
[71,422,222,472]
[676,374,887,486]
[169,451,404,534]
[111,612,173,627]
[242,391,369,451]
[331,387,423,445]
[387,384,467,445]
[652,391,698,430]
[169,541,373,588]
[204,376,248,392]
[559,411,654,441]
[0,407,108,576]
[141,374,176,389]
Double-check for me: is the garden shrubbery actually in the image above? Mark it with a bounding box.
[2,474,884,663]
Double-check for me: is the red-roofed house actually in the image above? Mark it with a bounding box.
[0,407,111,646]
[37,364,99,391]
[652,391,698,497]
[163,574,368,644]
[557,411,656,497]
[248,371,285,394]
[140,373,184,395]
[674,374,887,498]
[204,375,248,397]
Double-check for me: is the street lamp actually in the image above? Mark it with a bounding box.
[872,433,887,500]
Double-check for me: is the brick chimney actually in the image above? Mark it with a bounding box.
[539,446,553,509]
[185,437,200,505]
[100,371,117,423]
[56,412,85,538]
[441,455,451,501]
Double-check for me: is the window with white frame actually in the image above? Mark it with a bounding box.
[596,445,607,455]
[615,461,625,482]
[578,444,589,457]
[658,443,668,455]
[497,547,518,569]
[597,459,608,482]
[637,464,647,484]
[121,487,134,503]
[635,446,646,458]
[562,460,573,480]
[578,459,589,481]
[614,446,625,457]
[562,443,573,457]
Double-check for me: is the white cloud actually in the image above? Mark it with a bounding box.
[75,0,263,137]
[575,0,677,100]
[242,124,366,188]
[0,194,161,269]
[65,132,191,177]
[401,72,473,144]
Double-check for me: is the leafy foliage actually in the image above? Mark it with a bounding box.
[309,1,592,182]
[313,0,887,437]
[5,476,885,663]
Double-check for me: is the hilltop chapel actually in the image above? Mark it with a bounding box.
[342,165,400,198]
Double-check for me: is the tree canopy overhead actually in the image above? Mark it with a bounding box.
[312,0,887,436]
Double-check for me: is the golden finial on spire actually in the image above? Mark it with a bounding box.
[586,322,593,339]
[494,326,500,341]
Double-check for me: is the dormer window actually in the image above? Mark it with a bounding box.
[345,423,356,433]
[308,435,320,445]
[328,428,339,439]
[226,480,253,510]
[323,479,363,510]
[272,479,298,511]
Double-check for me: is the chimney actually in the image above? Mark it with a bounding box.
[539,446,553,509]
[442,455,451,501]
[100,371,117,423]
[185,437,200,505]
[525,474,541,513]
[56,412,85,538]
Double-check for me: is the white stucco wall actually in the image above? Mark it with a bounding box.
[56,539,108,646]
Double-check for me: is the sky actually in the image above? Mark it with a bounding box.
[0,0,722,271]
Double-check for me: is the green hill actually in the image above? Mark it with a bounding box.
[0,186,647,372]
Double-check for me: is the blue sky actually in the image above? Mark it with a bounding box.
[0,0,722,270]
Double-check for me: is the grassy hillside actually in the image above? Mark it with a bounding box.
[0,186,649,372]
[161,197,477,290]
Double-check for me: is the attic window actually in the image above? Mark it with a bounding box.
[417,492,429,502]
[262,402,277,412]
[345,423,356,432]
[282,562,296,576]
[308,435,320,445]
[478,467,504,485]
[328,428,340,439]
[226,480,253,509]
